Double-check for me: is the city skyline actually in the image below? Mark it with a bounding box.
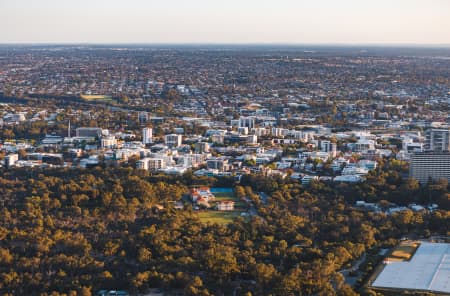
[1,0,450,45]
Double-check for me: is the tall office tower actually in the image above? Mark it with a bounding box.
[142,127,153,145]
[195,142,210,154]
[410,152,450,183]
[165,134,182,148]
[239,116,255,129]
[425,129,450,152]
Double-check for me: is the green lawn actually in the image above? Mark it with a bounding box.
[196,188,249,224]
[211,191,246,208]
[213,192,234,199]
[197,211,242,225]
[80,94,113,102]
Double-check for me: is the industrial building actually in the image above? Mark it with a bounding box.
[372,242,450,294]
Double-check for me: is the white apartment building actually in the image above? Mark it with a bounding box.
[164,134,182,148]
[142,127,153,145]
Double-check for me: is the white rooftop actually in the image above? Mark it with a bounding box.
[372,242,450,293]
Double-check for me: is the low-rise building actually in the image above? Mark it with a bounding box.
[217,201,235,211]
[4,153,19,168]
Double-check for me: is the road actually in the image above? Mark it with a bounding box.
[339,252,366,287]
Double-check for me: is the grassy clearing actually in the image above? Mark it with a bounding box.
[212,191,246,208]
[197,211,242,225]
[195,188,248,224]
[80,94,112,101]
[213,192,233,199]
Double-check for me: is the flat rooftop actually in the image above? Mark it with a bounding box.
[372,242,450,293]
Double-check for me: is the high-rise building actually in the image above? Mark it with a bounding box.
[425,129,450,152]
[271,128,286,137]
[195,142,210,154]
[247,135,258,145]
[320,140,332,152]
[164,134,182,148]
[239,116,255,129]
[254,128,269,137]
[142,127,153,145]
[319,140,337,158]
[238,127,249,135]
[147,158,165,171]
[206,157,230,172]
[136,157,166,171]
[211,134,224,144]
[410,152,450,183]
[353,139,375,152]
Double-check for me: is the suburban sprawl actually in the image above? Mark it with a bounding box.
[0,45,449,295]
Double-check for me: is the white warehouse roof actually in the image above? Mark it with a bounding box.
[372,242,450,293]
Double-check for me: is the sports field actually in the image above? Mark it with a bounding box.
[197,211,243,225]
[80,94,112,101]
[196,188,248,224]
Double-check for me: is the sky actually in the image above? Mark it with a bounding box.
[1,0,449,45]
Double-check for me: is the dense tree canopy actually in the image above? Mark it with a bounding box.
[0,166,448,295]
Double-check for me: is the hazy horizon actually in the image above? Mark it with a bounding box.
[1,0,450,45]
[1,42,450,47]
